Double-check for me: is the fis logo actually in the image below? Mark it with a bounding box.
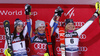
[64,7,75,18]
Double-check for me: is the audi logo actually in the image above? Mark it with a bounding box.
[79,46,88,54]
[0,35,6,40]
[0,48,4,53]
[79,46,88,52]
[79,34,86,39]
[34,43,47,50]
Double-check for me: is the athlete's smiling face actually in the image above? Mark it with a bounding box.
[65,23,75,30]
[37,26,45,34]
[16,25,23,33]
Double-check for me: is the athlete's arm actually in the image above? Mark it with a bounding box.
[50,16,60,35]
[23,25,27,38]
[76,10,99,36]
[25,4,34,42]
[50,6,63,35]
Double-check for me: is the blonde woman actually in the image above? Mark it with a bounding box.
[25,4,49,56]
[50,7,99,56]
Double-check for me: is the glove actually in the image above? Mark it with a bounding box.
[25,4,31,15]
[55,6,64,16]
[95,2,100,14]
[44,53,49,56]
[4,48,11,56]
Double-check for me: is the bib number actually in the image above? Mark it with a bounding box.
[12,41,26,51]
[70,38,74,44]
[20,42,23,48]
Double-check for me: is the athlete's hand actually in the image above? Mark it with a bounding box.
[44,53,49,56]
[55,6,64,16]
[25,4,31,15]
[95,2,100,14]
[4,48,11,56]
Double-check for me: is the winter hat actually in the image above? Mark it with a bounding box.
[14,18,23,28]
[65,19,74,26]
[35,20,45,29]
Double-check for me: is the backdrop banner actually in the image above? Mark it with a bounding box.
[0,4,100,56]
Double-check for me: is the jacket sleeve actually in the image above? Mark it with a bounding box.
[26,19,34,42]
[76,20,93,37]
[23,25,27,38]
[76,13,97,37]
[50,18,59,35]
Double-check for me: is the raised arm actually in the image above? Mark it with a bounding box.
[50,6,63,35]
[76,9,99,36]
[23,25,27,38]
[25,4,34,42]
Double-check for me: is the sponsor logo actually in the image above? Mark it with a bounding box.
[64,7,75,18]
[0,48,4,53]
[6,27,10,37]
[34,43,47,50]
[56,46,88,54]
[79,46,88,54]
[5,27,11,46]
[74,22,85,27]
[65,32,78,37]
[0,35,6,40]
[37,52,44,55]
[0,10,22,15]
[58,21,64,26]
[79,34,86,39]
[56,47,61,52]
[34,38,43,42]
[27,47,30,53]
[59,33,64,37]
[58,21,85,28]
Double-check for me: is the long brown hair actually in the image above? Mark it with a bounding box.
[13,27,24,40]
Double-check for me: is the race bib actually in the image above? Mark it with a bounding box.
[12,41,26,53]
[65,38,79,48]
